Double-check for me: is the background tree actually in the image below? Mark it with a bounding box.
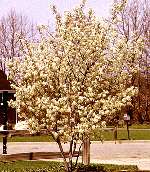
[0,9,37,73]
[111,0,150,123]
[7,1,143,172]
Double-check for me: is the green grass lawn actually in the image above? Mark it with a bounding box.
[7,135,54,142]
[92,128,150,141]
[0,160,138,172]
[0,135,54,142]
[130,124,150,129]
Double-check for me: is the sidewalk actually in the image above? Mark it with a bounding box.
[90,141,150,171]
[91,159,150,171]
[0,141,150,171]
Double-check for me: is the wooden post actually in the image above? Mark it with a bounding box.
[113,126,117,144]
[82,137,90,165]
[126,121,130,140]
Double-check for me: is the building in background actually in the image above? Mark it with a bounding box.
[0,70,16,127]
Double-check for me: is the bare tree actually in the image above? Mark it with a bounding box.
[0,9,37,72]
[112,0,150,123]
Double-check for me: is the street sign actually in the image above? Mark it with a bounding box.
[124,113,130,121]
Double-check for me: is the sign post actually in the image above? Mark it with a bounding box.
[124,113,130,140]
[0,90,15,154]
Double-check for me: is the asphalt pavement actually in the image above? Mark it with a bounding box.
[0,140,150,171]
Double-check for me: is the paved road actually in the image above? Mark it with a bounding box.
[0,141,150,171]
[91,141,150,171]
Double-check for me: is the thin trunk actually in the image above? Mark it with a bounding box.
[69,139,73,172]
[75,142,83,168]
[57,138,69,172]
[138,61,141,122]
[145,53,149,121]
[51,132,69,172]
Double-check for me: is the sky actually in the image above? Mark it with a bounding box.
[0,0,113,26]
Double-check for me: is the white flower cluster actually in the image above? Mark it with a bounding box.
[7,2,143,143]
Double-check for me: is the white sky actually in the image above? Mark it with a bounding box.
[0,0,113,25]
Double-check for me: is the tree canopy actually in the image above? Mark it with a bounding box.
[7,1,144,171]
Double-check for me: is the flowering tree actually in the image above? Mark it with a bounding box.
[7,1,143,171]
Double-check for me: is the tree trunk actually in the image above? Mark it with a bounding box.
[82,137,90,165]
